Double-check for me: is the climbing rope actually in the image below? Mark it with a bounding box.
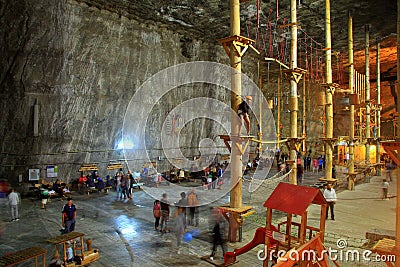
[247,169,292,193]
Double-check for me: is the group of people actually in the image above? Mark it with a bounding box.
[152,190,226,259]
[114,171,141,199]
[197,164,225,190]
[78,171,111,193]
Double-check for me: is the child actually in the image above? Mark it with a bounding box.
[381,179,389,200]
[153,200,161,231]
[66,242,74,263]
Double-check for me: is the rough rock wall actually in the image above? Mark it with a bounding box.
[1,0,370,185]
[0,0,234,183]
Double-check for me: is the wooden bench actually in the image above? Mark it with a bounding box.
[86,188,98,195]
[0,246,47,267]
[103,186,112,194]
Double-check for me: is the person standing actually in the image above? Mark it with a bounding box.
[296,164,304,184]
[62,197,76,233]
[312,158,318,173]
[381,179,389,200]
[153,200,161,231]
[8,188,20,222]
[160,193,170,233]
[385,160,394,182]
[323,184,337,220]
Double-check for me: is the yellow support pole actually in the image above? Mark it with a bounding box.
[229,0,243,242]
[365,25,371,168]
[348,11,355,190]
[395,0,400,263]
[324,0,333,181]
[376,40,381,175]
[289,0,298,185]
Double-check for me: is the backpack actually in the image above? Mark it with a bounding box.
[153,203,161,218]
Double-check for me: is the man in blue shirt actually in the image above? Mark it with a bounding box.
[62,197,76,233]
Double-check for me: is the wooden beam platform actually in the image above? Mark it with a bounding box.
[284,137,305,152]
[281,67,307,83]
[219,135,255,155]
[381,141,400,167]
[218,35,255,58]
[321,82,341,94]
[78,163,98,172]
[219,205,254,225]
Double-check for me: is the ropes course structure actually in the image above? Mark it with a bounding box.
[243,0,347,85]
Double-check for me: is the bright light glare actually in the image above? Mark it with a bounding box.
[117,139,134,149]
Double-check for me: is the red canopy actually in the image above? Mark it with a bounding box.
[263,182,327,216]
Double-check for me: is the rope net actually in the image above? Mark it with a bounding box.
[247,169,291,193]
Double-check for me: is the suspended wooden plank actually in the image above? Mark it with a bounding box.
[107,162,123,170]
[78,163,98,172]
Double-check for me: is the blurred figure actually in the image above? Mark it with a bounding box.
[48,250,63,267]
[209,207,227,261]
[174,207,186,254]
[381,178,389,200]
[160,193,170,233]
[296,164,303,184]
[8,188,20,222]
[385,160,395,181]
[187,189,199,226]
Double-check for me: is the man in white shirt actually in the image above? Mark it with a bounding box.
[323,184,337,220]
[8,188,20,222]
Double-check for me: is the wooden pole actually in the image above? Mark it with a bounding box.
[277,69,281,150]
[376,40,381,176]
[348,11,355,190]
[395,0,400,263]
[325,0,333,181]
[229,0,242,242]
[365,25,371,168]
[302,68,307,154]
[258,60,263,156]
[289,0,298,184]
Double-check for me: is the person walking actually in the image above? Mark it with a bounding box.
[323,184,337,220]
[174,207,186,254]
[8,188,20,222]
[62,197,77,233]
[187,189,199,226]
[209,207,227,261]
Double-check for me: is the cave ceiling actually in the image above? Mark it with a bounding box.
[74,0,397,82]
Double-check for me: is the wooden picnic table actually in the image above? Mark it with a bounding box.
[0,246,47,267]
